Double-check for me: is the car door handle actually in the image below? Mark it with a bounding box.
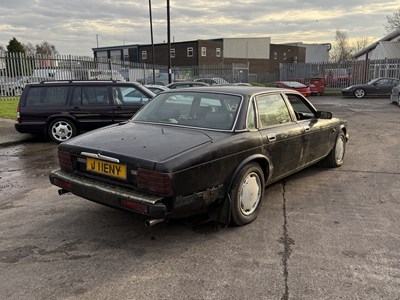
[303,126,310,132]
[71,106,81,111]
[266,133,276,141]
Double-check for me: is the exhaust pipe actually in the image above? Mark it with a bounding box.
[145,218,165,228]
[58,188,70,195]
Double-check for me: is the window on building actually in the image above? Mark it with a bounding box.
[110,50,121,62]
[273,52,278,60]
[171,48,175,58]
[123,49,129,62]
[187,47,193,57]
[216,48,221,57]
[142,51,147,60]
[283,52,287,60]
[201,47,206,57]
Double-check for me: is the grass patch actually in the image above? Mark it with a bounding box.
[0,97,19,119]
[323,88,342,96]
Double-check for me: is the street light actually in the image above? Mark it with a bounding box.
[148,0,156,84]
[167,0,172,84]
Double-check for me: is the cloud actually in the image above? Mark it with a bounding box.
[0,0,398,56]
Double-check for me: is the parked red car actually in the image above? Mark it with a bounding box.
[270,81,311,97]
[308,77,325,96]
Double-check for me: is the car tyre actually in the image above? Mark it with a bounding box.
[354,88,365,99]
[230,163,265,226]
[323,130,347,168]
[48,118,77,143]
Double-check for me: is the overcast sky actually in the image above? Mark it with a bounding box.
[0,0,398,56]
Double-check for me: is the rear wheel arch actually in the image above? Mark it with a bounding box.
[226,155,270,194]
[46,116,78,143]
[229,162,266,225]
[46,115,78,132]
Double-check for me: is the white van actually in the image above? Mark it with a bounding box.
[31,69,73,82]
[75,69,126,81]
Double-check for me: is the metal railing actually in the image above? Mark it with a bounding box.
[280,59,400,88]
[3,51,399,99]
[0,52,249,98]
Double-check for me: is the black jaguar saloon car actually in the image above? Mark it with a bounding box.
[49,86,349,227]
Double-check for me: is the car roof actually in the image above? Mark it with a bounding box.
[27,80,134,87]
[160,85,299,97]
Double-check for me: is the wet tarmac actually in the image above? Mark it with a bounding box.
[0,97,400,299]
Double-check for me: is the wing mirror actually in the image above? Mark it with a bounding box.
[316,111,332,119]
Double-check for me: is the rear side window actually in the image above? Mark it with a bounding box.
[25,86,69,106]
[72,86,110,105]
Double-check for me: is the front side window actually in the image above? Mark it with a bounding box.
[112,86,151,105]
[285,93,315,120]
[187,47,193,57]
[25,86,69,107]
[256,93,291,128]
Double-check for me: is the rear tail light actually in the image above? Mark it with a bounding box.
[120,199,148,214]
[58,150,73,171]
[52,177,72,190]
[16,106,20,123]
[137,168,172,194]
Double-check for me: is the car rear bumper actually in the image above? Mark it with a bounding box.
[49,169,224,219]
[15,122,46,134]
[49,169,168,219]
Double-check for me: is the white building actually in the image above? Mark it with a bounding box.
[353,29,400,60]
[284,42,331,63]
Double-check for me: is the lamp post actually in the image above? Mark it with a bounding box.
[167,0,172,84]
[149,0,156,84]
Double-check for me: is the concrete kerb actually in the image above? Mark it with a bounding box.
[0,118,34,147]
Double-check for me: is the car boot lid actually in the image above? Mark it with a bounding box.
[61,122,217,164]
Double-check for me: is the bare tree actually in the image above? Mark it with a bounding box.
[36,41,58,56]
[352,37,371,55]
[22,42,36,56]
[385,8,400,32]
[0,45,4,52]
[330,30,353,62]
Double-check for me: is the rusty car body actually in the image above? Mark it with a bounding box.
[49,86,349,226]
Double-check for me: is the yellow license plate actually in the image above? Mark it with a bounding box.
[86,158,127,180]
